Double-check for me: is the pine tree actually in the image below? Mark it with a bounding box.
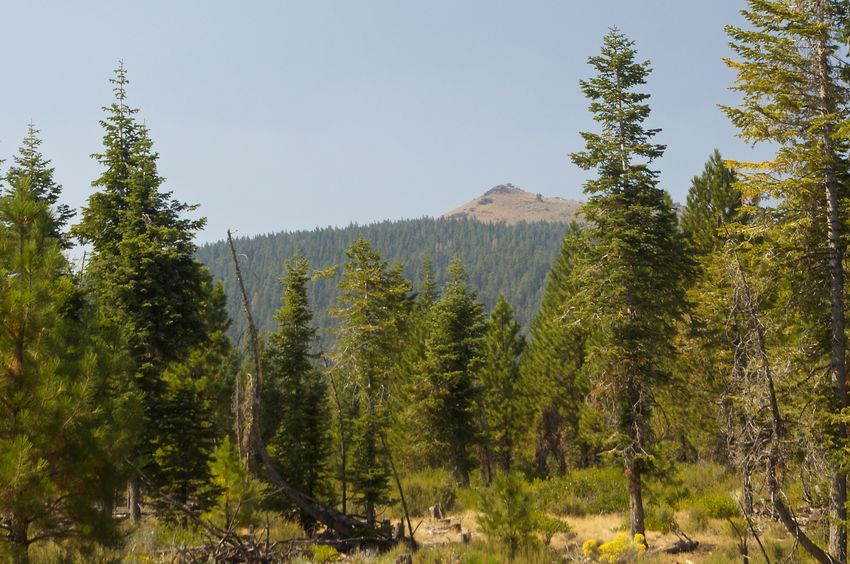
[74,65,225,518]
[569,28,688,539]
[331,238,411,526]
[422,257,485,487]
[521,225,589,475]
[724,1,850,559]
[390,254,439,468]
[203,436,267,530]
[667,151,744,464]
[679,149,739,254]
[5,124,74,243]
[479,295,528,473]
[0,177,138,561]
[264,253,330,528]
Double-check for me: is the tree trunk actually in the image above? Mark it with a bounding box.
[626,457,645,539]
[454,454,470,488]
[813,2,848,556]
[10,513,29,564]
[129,475,141,524]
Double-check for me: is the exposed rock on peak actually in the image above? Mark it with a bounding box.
[442,184,582,225]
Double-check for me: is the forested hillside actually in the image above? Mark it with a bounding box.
[197,217,569,346]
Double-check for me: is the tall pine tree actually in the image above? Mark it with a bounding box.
[264,253,330,529]
[0,177,138,562]
[421,257,485,487]
[74,65,226,519]
[479,295,528,474]
[569,28,688,539]
[331,238,411,526]
[521,224,590,475]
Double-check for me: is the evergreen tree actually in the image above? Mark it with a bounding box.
[5,124,74,243]
[74,65,225,518]
[569,28,688,539]
[521,225,590,475]
[203,436,267,530]
[679,149,739,254]
[264,253,330,528]
[724,1,850,558]
[392,254,439,468]
[331,238,411,526]
[479,295,528,473]
[0,177,138,562]
[669,151,743,463]
[422,257,485,486]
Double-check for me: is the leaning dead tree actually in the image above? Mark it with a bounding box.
[725,240,841,564]
[226,230,378,540]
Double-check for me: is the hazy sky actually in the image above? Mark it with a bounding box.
[1,1,762,244]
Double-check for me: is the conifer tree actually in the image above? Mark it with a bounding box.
[0,177,138,561]
[679,149,739,254]
[569,28,687,539]
[668,152,743,463]
[331,238,411,526]
[74,65,225,519]
[5,124,74,243]
[264,253,330,528]
[724,1,850,558]
[521,225,589,475]
[393,254,439,468]
[479,295,527,473]
[422,257,485,487]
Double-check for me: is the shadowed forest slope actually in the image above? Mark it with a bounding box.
[198,217,569,346]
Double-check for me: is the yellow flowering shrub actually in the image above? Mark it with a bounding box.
[582,533,646,562]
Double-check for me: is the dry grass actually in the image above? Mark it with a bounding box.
[402,507,808,563]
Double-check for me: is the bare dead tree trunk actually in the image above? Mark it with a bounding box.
[227,230,262,470]
[233,364,243,462]
[729,242,840,564]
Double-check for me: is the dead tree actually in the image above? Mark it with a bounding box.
[725,240,841,564]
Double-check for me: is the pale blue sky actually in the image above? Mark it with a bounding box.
[1,1,760,243]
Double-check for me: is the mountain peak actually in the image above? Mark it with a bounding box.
[483,183,524,196]
[442,184,582,225]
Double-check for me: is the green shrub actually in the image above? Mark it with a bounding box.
[310,544,344,563]
[700,491,739,519]
[677,462,735,496]
[686,503,710,532]
[536,514,572,546]
[397,468,459,517]
[534,466,628,516]
[644,503,677,534]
